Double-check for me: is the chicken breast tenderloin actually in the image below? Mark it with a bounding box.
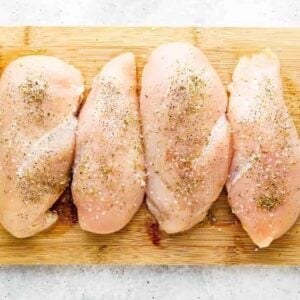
[140,43,230,233]
[0,55,84,238]
[72,53,145,234]
[227,49,300,248]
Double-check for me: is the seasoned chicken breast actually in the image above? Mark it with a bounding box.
[0,55,84,238]
[140,43,230,233]
[72,53,145,234]
[227,49,300,248]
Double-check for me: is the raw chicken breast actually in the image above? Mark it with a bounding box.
[140,42,230,233]
[0,55,84,238]
[72,53,145,234]
[227,49,300,248]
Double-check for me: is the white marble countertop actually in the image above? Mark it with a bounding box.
[1,1,300,299]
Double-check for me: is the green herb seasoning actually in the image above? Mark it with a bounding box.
[19,76,48,124]
[257,195,282,211]
[19,78,48,106]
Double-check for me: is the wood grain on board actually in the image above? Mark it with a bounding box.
[0,27,299,265]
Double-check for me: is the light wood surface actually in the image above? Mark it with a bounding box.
[0,27,299,265]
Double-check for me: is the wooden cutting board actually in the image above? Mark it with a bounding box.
[0,27,299,265]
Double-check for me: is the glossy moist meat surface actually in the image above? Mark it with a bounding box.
[0,55,84,238]
[72,53,145,234]
[227,49,300,248]
[140,43,230,233]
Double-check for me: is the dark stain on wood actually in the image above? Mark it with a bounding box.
[206,209,217,225]
[51,188,78,224]
[146,218,161,246]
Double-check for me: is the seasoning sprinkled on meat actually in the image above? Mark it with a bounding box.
[72,53,145,234]
[0,55,84,238]
[140,42,230,233]
[227,49,300,248]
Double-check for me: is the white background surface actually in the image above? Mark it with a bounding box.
[1,0,300,299]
